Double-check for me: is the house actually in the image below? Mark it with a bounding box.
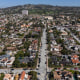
[71,55,79,65]
[19,71,30,80]
[7,47,16,51]
[34,27,41,32]
[50,33,54,39]
[68,45,79,51]
[6,51,13,56]
[76,24,80,31]
[32,32,39,36]
[49,29,53,33]
[0,55,10,60]
[12,39,22,46]
[59,58,72,66]
[0,55,10,67]
[0,43,4,49]
[67,37,75,43]
[32,40,38,45]
[21,24,30,28]
[77,75,80,80]
[59,15,65,19]
[51,56,72,66]
[53,71,61,80]
[2,34,8,38]
[19,57,34,64]
[60,30,68,39]
[3,74,14,80]
[52,51,61,56]
[28,45,38,53]
[0,55,15,67]
[6,57,15,68]
[0,43,4,52]
[8,34,18,39]
[53,70,73,80]
[0,27,5,32]
[44,16,53,20]
[28,39,38,54]
[19,71,25,80]
[53,45,63,52]
[6,47,17,55]
[0,58,8,67]
[51,40,57,45]
[14,74,19,80]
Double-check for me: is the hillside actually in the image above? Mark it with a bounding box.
[1,4,80,15]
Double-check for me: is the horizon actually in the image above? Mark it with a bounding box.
[0,0,80,8]
[2,4,80,9]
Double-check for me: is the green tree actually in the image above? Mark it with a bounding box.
[49,71,54,80]
[21,63,27,67]
[28,71,37,80]
[13,59,21,68]
[15,50,24,58]
[0,73,4,80]
[0,52,5,55]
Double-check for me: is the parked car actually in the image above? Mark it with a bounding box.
[37,72,40,75]
[23,68,27,70]
[38,65,40,67]
[36,68,38,70]
[11,68,14,71]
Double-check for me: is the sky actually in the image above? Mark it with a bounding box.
[0,0,80,8]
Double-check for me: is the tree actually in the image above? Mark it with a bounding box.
[24,52,30,57]
[61,48,71,55]
[28,71,37,80]
[13,59,21,68]
[48,52,53,57]
[73,71,78,80]
[0,52,5,55]
[6,22,12,28]
[56,38,64,44]
[0,73,4,80]
[17,33,24,37]
[15,50,24,59]
[71,21,75,25]
[48,58,53,67]
[27,62,32,67]
[49,71,54,80]
[21,63,27,67]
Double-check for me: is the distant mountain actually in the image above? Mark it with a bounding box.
[1,4,80,15]
[2,4,56,10]
[2,4,80,10]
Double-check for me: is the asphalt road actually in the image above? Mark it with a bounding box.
[37,28,47,80]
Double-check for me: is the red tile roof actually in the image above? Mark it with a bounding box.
[71,55,79,64]
[20,71,25,80]
[72,59,79,63]
[72,55,79,58]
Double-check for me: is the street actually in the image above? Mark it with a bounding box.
[37,28,47,80]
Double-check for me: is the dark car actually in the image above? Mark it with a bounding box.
[38,65,40,67]
[39,55,41,56]
[45,62,46,64]
[23,68,27,70]
[37,72,40,75]
[30,68,32,70]
[36,68,38,70]
[11,68,14,71]
[39,58,41,63]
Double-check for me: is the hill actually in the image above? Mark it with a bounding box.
[1,4,80,15]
